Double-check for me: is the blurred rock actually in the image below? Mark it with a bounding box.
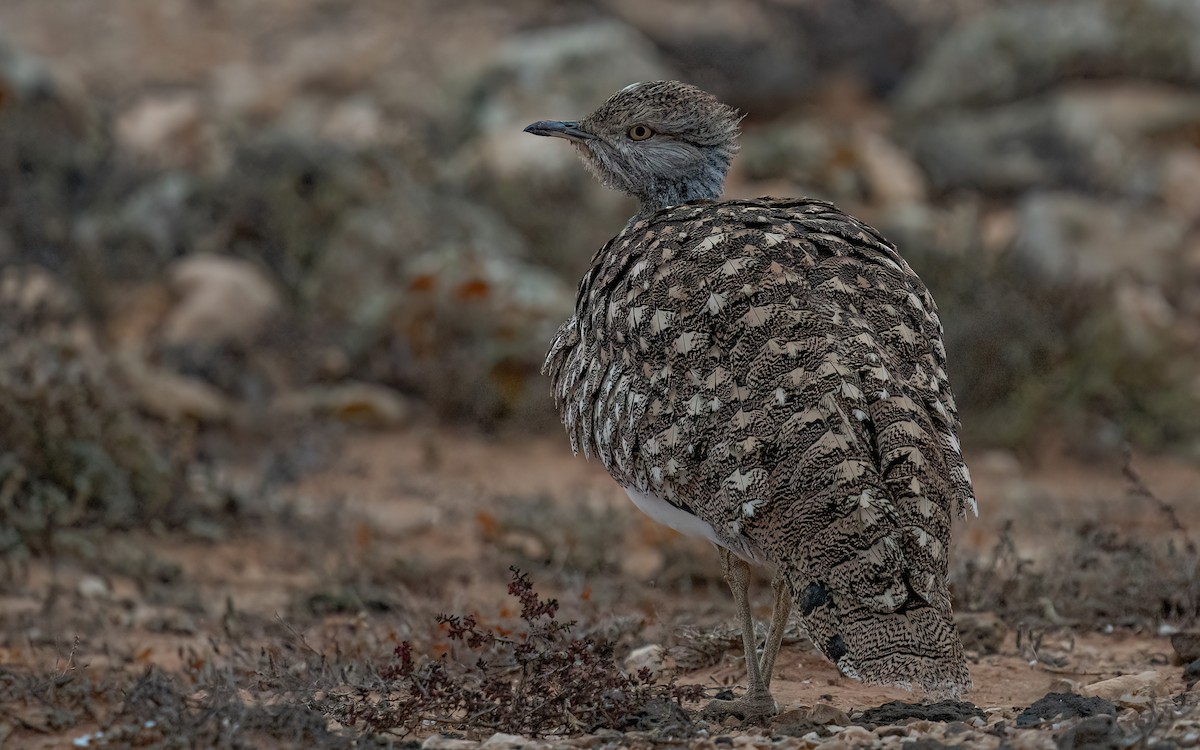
[114,91,224,171]
[317,97,385,145]
[101,132,570,423]
[855,129,927,206]
[1162,147,1200,221]
[1173,631,1200,663]
[954,611,1008,655]
[456,20,673,278]
[1185,658,1200,688]
[740,120,925,207]
[271,382,412,429]
[738,120,847,200]
[1113,280,1177,354]
[422,736,478,750]
[896,0,1200,115]
[116,354,235,424]
[0,264,79,322]
[77,574,110,600]
[902,84,1200,195]
[596,0,813,112]
[161,253,282,352]
[479,734,537,750]
[601,0,923,110]
[1013,192,1187,286]
[209,28,398,142]
[623,644,666,677]
[619,545,665,580]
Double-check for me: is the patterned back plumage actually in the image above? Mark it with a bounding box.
[545,197,975,695]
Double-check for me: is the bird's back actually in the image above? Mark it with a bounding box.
[546,197,975,695]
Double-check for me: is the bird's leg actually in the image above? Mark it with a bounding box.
[758,573,792,690]
[702,548,777,721]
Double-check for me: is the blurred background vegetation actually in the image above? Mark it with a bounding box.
[2,0,1200,562]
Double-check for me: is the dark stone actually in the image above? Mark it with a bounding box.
[1171,631,1200,663]
[1184,658,1200,688]
[620,698,695,737]
[856,700,985,727]
[1015,693,1117,728]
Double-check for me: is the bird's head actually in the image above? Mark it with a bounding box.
[524,81,742,216]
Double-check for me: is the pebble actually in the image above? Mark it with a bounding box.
[77,575,110,599]
[422,736,479,750]
[480,733,538,749]
[1081,670,1170,702]
[623,644,666,676]
[1173,632,1200,663]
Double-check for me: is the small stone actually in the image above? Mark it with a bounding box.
[1172,631,1200,663]
[114,92,220,170]
[1162,148,1200,221]
[837,725,873,743]
[162,253,282,351]
[77,575,109,599]
[624,644,666,677]
[620,547,665,580]
[874,725,908,737]
[116,355,234,424]
[807,703,851,726]
[422,735,479,750]
[1081,671,1171,702]
[1047,678,1079,694]
[480,733,531,750]
[1184,658,1200,687]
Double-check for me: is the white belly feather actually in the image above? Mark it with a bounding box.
[622,486,764,563]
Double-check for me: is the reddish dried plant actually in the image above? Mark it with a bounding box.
[333,568,702,738]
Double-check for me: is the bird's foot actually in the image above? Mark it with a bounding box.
[701,691,777,723]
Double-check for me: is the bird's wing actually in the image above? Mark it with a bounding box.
[547,198,974,694]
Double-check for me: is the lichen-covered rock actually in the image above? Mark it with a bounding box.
[601,0,924,109]
[896,0,1200,115]
[1013,192,1188,286]
[901,84,1200,195]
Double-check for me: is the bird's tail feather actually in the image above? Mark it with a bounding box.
[787,572,971,698]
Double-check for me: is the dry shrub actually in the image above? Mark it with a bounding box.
[0,268,181,572]
[325,568,704,739]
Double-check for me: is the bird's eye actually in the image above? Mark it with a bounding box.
[627,124,653,141]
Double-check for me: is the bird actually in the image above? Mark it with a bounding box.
[525,81,976,720]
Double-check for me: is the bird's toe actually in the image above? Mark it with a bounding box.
[700,692,778,723]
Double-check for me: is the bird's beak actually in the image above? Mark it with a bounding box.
[523,120,595,142]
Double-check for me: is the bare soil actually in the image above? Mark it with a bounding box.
[2,426,1197,747]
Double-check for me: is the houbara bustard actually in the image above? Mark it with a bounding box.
[526,81,976,719]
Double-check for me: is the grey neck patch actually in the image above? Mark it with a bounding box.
[635,147,732,216]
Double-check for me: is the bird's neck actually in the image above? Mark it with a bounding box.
[635,149,732,216]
